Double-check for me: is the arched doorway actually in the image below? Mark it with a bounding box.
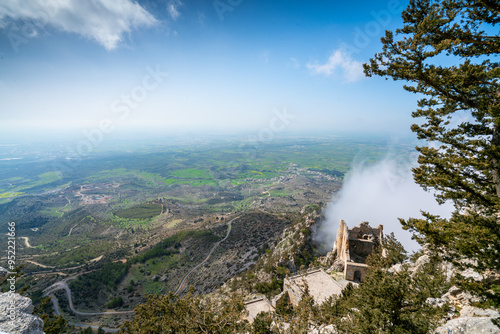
[353,270,362,283]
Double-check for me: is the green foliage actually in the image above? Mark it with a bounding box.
[121,289,249,333]
[252,312,274,334]
[288,286,318,333]
[80,327,92,334]
[254,278,283,298]
[367,232,408,269]
[365,0,500,303]
[133,248,179,264]
[325,265,449,333]
[106,296,124,309]
[164,168,217,187]
[171,168,213,179]
[34,297,69,334]
[284,236,449,333]
[77,261,129,289]
[115,203,162,219]
[275,292,293,318]
[131,229,217,264]
[70,261,130,302]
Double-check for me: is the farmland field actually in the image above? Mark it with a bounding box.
[0,134,415,327]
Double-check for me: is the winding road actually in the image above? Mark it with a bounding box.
[43,276,133,333]
[44,281,134,316]
[42,218,235,332]
[173,218,235,295]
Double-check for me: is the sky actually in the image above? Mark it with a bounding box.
[0,0,417,139]
[315,157,454,253]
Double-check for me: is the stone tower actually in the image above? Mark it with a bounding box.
[332,220,383,282]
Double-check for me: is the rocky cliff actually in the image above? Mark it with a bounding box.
[0,267,44,334]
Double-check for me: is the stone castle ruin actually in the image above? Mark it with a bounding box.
[332,220,383,282]
[266,220,384,311]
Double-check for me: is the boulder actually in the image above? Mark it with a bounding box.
[0,267,8,284]
[0,292,44,334]
[435,306,500,334]
[441,286,481,306]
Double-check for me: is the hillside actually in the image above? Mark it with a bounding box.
[121,211,500,334]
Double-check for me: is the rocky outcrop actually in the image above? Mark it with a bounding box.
[0,293,45,334]
[435,306,500,334]
[277,256,296,274]
[403,252,500,333]
[0,267,44,334]
[0,267,8,284]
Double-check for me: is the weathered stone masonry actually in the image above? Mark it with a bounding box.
[333,220,383,282]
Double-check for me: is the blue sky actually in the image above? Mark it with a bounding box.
[0,0,416,139]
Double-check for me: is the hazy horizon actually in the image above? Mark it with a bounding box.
[0,0,417,139]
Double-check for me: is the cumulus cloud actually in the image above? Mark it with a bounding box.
[314,157,454,253]
[0,0,158,50]
[307,49,364,82]
[167,0,182,21]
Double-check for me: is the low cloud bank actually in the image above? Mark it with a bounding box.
[315,157,454,253]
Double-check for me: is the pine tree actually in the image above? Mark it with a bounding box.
[120,289,249,333]
[287,285,319,333]
[252,312,273,334]
[275,292,293,319]
[34,297,69,334]
[364,0,500,299]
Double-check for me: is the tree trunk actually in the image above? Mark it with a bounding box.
[493,122,500,198]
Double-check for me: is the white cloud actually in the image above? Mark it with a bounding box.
[307,49,364,82]
[314,158,454,253]
[0,0,158,50]
[167,0,182,21]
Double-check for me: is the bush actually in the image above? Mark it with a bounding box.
[106,296,124,309]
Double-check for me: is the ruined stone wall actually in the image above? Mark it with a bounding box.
[334,220,350,263]
[333,221,384,283]
[345,262,369,282]
[283,278,301,306]
[349,222,383,243]
[349,239,375,258]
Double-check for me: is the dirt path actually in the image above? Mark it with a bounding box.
[40,216,236,329]
[174,217,235,295]
[26,260,55,269]
[48,295,122,333]
[56,196,71,216]
[20,237,32,248]
[68,224,77,236]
